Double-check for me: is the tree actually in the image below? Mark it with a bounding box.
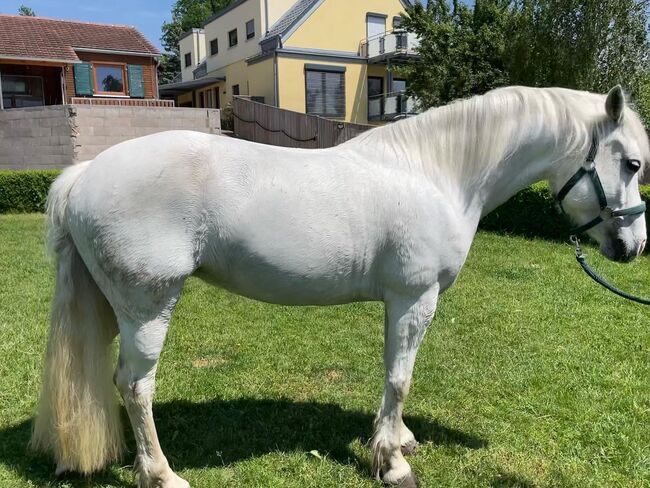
[159,0,234,83]
[401,0,650,125]
[18,5,35,16]
[507,0,649,94]
[398,0,511,108]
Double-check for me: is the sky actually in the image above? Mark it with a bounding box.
[0,0,175,51]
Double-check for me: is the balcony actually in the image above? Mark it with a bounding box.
[193,61,207,80]
[368,91,417,121]
[360,29,420,64]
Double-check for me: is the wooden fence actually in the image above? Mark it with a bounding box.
[232,96,371,149]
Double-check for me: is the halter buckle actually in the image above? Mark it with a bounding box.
[570,235,584,258]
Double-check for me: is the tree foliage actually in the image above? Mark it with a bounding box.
[159,0,234,83]
[401,0,650,124]
[18,5,35,16]
[398,0,510,108]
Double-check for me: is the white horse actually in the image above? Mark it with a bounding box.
[31,85,648,487]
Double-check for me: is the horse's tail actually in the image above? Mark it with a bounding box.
[30,161,125,474]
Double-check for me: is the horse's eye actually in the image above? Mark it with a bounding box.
[626,159,641,173]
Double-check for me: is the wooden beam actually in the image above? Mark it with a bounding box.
[0,58,67,67]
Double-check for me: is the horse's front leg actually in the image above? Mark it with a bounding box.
[372,286,439,487]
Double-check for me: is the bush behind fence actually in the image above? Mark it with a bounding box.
[1,170,649,243]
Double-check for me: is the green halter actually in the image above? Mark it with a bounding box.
[556,132,646,235]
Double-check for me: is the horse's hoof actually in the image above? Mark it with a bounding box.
[401,439,419,456]
[382,470,418,487]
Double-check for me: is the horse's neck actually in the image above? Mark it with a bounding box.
[414,113,567,222]
[469,137,559,219]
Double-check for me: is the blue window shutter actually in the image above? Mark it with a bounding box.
[127,65,145,98]
[73,63,93,96]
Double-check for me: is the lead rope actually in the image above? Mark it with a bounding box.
[570,235,650,305]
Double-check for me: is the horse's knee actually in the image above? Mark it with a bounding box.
[387,373,411,402]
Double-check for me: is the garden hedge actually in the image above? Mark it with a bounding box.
[0,170,61,214]
[1,170,649,243]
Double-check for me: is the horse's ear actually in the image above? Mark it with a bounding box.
[605,85,625,123]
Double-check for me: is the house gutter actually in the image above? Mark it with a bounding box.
[73,47,159,58]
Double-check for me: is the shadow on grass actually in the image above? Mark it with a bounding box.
[0,398,487,486]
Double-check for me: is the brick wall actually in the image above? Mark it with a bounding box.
[72,105,221,161]
[0,106,75,169]
[0,105,221,170]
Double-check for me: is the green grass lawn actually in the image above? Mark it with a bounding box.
[1,213,649,488]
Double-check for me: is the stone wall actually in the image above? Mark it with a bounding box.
[0,106,75,170]
[0,105,221,170]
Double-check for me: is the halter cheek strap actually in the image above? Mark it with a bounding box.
[556,132,646,235]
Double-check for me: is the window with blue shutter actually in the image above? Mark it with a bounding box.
[73,63,93,96]
[127,65,145,98]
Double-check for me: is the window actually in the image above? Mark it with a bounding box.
[393,16,403,30]
[366,13,386,39]
[228,29,238,47]
[246,19,255,40]
[392,79,407,93]
[184,52,192,67]
[94,64,126,95]
[232,84,240,96]
[1,75,44,108]
[305,64,345,118]
[210,38,219,55]
[368,77,383,97]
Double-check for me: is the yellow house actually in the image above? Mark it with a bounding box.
[159,0,419,125]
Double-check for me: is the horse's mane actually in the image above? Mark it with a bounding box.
[348,86,649,182]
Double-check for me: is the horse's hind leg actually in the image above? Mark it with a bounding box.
[113,285,188,488]
[371,286,439,487]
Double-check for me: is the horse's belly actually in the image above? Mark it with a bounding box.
[197,248,377,306]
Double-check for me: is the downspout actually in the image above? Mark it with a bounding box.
[273,51,279,106]
[154,57,160,99]
[264,0,270,34]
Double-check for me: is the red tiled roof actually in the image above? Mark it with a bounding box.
[0,14,159,62]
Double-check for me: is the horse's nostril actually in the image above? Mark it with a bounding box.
[613,238,629,262]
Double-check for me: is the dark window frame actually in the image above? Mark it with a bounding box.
[228,29,238,47]
[184,52,192,67]
[232,84,240,95]
[304,64,346,119]
[210,38,219,56]
[246,19,255,40]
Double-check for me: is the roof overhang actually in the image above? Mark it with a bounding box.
[159,76,225,95]
[73,47,159,58]
[0,54,78,65]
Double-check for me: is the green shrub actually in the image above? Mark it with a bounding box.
[0,170,61,213]
[480,182,650,241]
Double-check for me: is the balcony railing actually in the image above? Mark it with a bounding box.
[368,91,417,121]
[360,29,420,63]
[193,61,207,80]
